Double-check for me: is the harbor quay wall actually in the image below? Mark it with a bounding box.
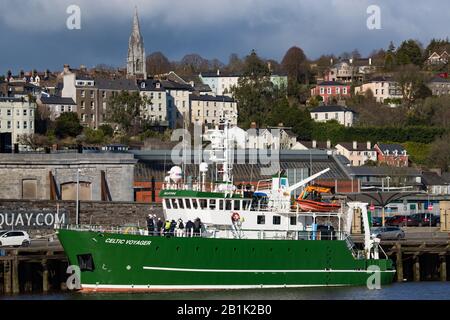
[0,199,163,236]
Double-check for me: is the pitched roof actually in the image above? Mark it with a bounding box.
[311,105,355,113]
[137,80,165,92]
[368,75,395,82]
[160,80,193,91]
[298,141,333,149]
[40,96,76,105]
[190,94,235,102]
[346,166,422,177]
[375,143,406,154]
[428,77,450,83]
[422,171,449,186]
[95,78,138,91]
[133,150,350,182]
[336,142,375,151]
[316,81,347,86]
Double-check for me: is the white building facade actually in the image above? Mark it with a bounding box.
[190,95,238,127]
[310,105,355,127]
[335,141,377,166]
[0,97,36,146]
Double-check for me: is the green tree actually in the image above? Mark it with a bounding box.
[393,64,427,107]
[396,39,423,66]
[233,50,273,128]
[99,124,114,137]
[281,46,309,85]
[54,112,83,139]
[106,91,148,136]
[427,133,450,171]
[83,128,106,144]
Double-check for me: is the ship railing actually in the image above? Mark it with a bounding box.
[61,225,356,243]
[62,224,147,235]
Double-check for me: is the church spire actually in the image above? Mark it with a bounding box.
[127,6,146,79]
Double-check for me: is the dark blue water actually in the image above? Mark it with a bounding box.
[1,282,450,300]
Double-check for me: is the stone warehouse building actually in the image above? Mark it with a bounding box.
[0,153,137,201]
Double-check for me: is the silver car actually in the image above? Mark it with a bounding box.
[371,226,405,240]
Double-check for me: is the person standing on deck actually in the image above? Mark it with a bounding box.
[156,218,164,236]
[185,220,194,237]
[146,214,155,236]
[176,219,184,237]
[193,218,202,237]
[170,220,177,236]
[164,220,171,236]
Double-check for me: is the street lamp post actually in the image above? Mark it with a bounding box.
[76,168,81,226]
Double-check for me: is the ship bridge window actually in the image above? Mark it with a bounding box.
[225,200,232,210]
[200,199,207,209]
[290,216,297,225]
[233,200,241,210]
[77,254,95,272]
[273,216,281,225]
[172,199,178,209]
[243,200,251,210]
[209,199,216,210]
[192,199,198,209]
[165,199,171,209]
[185,199,191,209]
[218,200,224,210]
[257,215,265,225]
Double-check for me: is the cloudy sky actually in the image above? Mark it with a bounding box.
[0,0,449,73]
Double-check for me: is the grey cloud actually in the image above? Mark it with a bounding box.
[0,0,449,72]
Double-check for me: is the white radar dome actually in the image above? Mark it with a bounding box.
[199,162,209,173]
[169,166,183,183]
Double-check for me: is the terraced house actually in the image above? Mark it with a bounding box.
[61,68,138,128]
[0,97,36,148]
[190,94,238,127]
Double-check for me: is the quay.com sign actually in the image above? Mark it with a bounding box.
[0,212,66,229]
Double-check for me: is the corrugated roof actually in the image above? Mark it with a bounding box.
[134,155,349,182]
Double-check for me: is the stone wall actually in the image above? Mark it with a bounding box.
[0,153,137,201]
[0,199,163,237]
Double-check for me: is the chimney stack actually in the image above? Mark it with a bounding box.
[367,141,371,150]
[217,69,220,76]
[326,139,331,149]
[63,64,70,73]
[369,58,372,66]
[353,141,357,150]
[312,140,317,149]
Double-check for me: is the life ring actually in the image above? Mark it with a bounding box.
[231,212,240,222]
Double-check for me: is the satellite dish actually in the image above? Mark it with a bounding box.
[169,166,182,183]
[199,162,209,173]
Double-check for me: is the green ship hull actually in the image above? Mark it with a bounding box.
[58,229,395,292]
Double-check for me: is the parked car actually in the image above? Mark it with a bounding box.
[386,215,420,227]
[0,230,31,247]
[371,217,382,227]
[371,226,405,240]
[410,213,440,227]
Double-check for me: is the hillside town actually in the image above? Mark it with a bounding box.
[0,8,449,208]
[1,3,450,299]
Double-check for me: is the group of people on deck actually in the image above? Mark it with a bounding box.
[146,214,203,237]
